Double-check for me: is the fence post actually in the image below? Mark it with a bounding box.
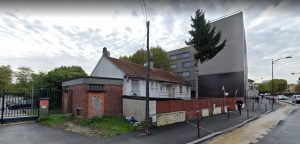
[227,106,230,119]
[265,104,267,112]
[1,90,4,124]
[252,102,254,111]
[197,111,200,138]
[247,108,249,119]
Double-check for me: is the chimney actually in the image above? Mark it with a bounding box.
[102,47,110,57]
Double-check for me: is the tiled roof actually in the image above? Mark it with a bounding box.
[107,56,189,85]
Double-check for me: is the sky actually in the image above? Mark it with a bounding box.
[0,0,299,84]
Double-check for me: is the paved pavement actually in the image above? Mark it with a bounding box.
[257,102,300,144]
[0,99,280,144]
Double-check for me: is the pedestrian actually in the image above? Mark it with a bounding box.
[236,100,244,115]
[256,96,260,103]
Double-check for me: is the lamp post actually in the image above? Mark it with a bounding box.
[271,56,292,97]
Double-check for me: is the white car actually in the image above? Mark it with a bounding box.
[292,95,300,103]
[276,95,288,100]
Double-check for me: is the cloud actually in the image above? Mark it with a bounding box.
[0,0,299,84]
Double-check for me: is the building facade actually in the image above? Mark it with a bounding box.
[167,11,247,99]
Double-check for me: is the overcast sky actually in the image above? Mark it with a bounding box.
[0,0,299,83]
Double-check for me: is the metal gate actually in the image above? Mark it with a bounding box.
[0,89,62,124]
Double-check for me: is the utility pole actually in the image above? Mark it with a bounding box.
[145,20,150,134]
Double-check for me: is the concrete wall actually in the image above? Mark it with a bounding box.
[90,56,124,79]
[123,98,156,121]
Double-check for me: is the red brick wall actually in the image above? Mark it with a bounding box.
[62,84,123,119]
[103,85,123,116]
[156,97,244,120]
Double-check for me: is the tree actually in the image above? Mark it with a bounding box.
[32,72,47,89]
[44,66,87,90]
[258,79,288,94]
[185,9,227,64]
[119,56,131,62]
[0,65,13,89]
[118,46,171,70]
[150,46,170,70]
[15,66,34,89]
[130,49,147,65]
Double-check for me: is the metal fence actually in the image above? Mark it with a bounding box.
[0,89,62,124]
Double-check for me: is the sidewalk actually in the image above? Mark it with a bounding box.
[0,99,281,144]
[104,98,280,144]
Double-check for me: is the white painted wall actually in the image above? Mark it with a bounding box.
[123,78,191,98]
[90,56,124,79]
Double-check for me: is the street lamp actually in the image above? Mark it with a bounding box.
[272,56,292,96]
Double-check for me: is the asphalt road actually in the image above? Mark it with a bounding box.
[257,103,300,144]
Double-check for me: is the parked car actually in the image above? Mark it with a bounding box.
[276,95,288,100]
[292,95,300,103]
[7,100,38,110]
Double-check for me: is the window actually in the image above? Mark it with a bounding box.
[186,86,189,92]
[131,80,140,92]
[178,52,190,59]
[170,64,177,69]
[160,85,163,91]
[89,84,104,91]
[179,85,182,93]
[170,55,177,60]
[176,71,190,78]
[182,61,195,68]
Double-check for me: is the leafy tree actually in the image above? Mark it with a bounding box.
[0,65,13,89]
[15,66,34,89]
[185,9,227,64]
[130,49,147,65]
[258,79,288,94]
[118,46,170,70]
[32,72,47,89]
[44,66,87,90]
[150,46,170,70]
[119,56,131,62]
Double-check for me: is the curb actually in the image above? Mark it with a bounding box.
[0,121,36,126]
[280,100,297,106]
[187,109,277,144]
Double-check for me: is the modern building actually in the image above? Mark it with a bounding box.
[167,11,247,99]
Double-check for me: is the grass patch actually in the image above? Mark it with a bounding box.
[40,114,74,127]
[78,116,135,136]
[39,115,135,137]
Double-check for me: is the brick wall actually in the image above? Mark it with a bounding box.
[156,97,244,120]
[62,84,123,119]
[103,85,123,116]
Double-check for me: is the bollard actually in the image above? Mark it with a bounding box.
[252,103,254,111]
[197,111,200,138]
[265,104,267,112]
[247,108,249,119]
[227,107,230,119]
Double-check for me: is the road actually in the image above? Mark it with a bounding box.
[257,103,300,144]
[207,101,297,144]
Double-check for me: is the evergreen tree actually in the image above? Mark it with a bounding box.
[186,9,227,64]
